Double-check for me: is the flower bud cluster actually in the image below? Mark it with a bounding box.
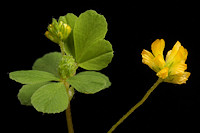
[45,18,71,44]
[59,54,77,79]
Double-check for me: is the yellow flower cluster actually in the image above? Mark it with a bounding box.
[141,39,190,84]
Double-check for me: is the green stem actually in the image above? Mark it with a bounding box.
[63,81,74,133]
[107,78,163,133]
[66,103,74,133]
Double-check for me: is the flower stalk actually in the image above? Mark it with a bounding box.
[107,78,163,133]
[59,41,65,56]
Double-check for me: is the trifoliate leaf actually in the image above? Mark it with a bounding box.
[18,82,49,106]
[32,52,62,77]
[67,71,111,94]
[31,82,69,114]
[9,70,60,84]
[73,10,113,70]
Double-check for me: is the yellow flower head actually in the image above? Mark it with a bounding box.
[141,39,191,84]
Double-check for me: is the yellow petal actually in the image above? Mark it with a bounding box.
[166,41,181,63]
[154,54,166,70]
[165,50,172,61]
[156,67,169,79]
[165,72,191,84]
[151,39,165,57]
[169,63,187,75]
[141,49,155,70]
[45,31,58,43]
[172,46,188,64]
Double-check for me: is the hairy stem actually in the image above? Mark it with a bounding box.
[63,81,74,133]
[107,78,163,133]
[66,103,74,133]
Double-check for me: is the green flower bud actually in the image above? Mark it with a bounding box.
[59,54,77,79]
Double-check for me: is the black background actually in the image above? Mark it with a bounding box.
[3,1,200,133]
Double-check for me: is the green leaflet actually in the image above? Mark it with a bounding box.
[31,82,69,114]
[67,71,111,94]
[32,52,62,78]
[18,82,49,106]
[78,39,113,70]
[73,10,113,70]
[9,70,60,84]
